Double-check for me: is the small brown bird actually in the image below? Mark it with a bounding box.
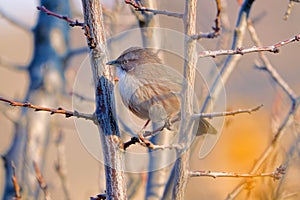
[107,47,217,136]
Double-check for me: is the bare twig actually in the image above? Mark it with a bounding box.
[190,0,221,39]
[123,105,263,150]
[192,104,263,120]
[248,21,297,101]
[0,7,31,32]
[33,161,52,200]
[190,165,286,180]
[36,6,84,27]
[226,19,300,200]
[198,33,300,58]
[201,0,256,114]
[0,96,95,121]
[11,161,21,200]
[124,0,183,18]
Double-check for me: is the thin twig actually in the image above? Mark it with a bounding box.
[11,161,21,200]
[190,0,221,39]
[150,143,185,151]
[0,96,95,121]
[124,0,183,18]
[33,161,52,200]
[123,105,263,150]
[192,104,263,120]
[190,165,286,180]
[36,6,84,27]
[248,21,297,101]
[198,33,300,58]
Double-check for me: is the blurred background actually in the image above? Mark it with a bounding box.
[0,0,300,199]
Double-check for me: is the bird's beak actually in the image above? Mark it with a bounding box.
[106,60,118,65]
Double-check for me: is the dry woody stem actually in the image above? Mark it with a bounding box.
[37,6,84,27]
[124,0,183,18]
[190,165,286,180]
[33,161,52,200]
[123,104,262,150]
[199,33,300,58]
[0,96,94,121]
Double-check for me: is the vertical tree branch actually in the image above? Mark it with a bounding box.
[172,0,197,199]
[81,1,126,199]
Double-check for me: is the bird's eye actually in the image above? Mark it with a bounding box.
[122,60,128,64]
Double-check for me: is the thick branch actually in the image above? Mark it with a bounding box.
[81,1,126,199]
[37,6,84,27]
